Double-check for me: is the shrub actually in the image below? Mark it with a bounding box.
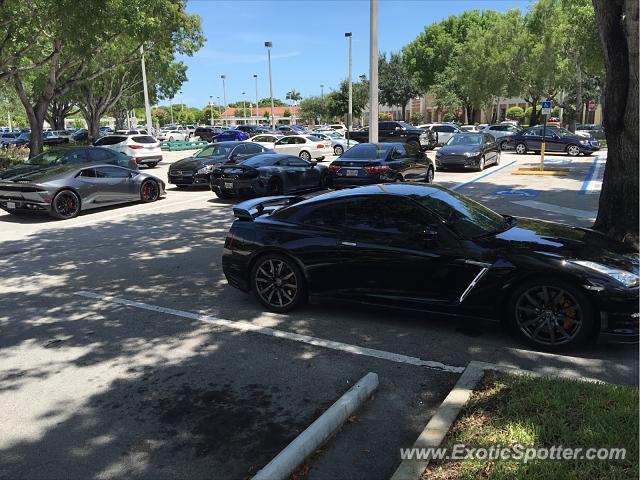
[506,106,524,122]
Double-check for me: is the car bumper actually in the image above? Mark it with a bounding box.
[591,287,639,342]
[436,156,482,169]
[211,178,266,197]
[133,154,162,165]
[168,171,210,186]
[579,144,600,153]
[0,194,50,212]
[330,174,390,188]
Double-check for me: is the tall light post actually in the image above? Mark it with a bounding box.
[209,95,214,125]
[265,41,276,129]
[369,0,378,142]
[242,91,247,123]
[220,75,227,125]
[217,96,222,122]
[170,98,174,124]
[140,45,153,133]
[180,91,184,112]
[345,32,353,146]
[253,74,259,124]
[320,84,324,100]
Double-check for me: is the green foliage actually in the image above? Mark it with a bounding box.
[283,109,292,117]
[299,95,329,123]
[410,112,423,124]
[326,75,369,119]
[506,106,524,122]
[258,98,285,107]
[378,52,421,117]
[378,112,391,120]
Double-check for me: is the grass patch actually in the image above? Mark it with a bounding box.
[427,371,638,480]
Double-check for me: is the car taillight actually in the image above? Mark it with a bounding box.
[364,165,389,174]
[128,145,144,149]
[317,143,325,149]
[328,165,341,174]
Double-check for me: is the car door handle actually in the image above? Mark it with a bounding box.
[339,241,357,247]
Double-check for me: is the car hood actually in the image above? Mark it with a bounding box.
[169,156,229,170]
[437,145,480,155]
[486,217,637,272]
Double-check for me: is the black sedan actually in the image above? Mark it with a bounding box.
[168,141,270,188]
[0,146,137,180]
[507,126,600,156]
[222,184,638,350]
[435,133,500,171]
[210,153,328,199]
[327,142,434,188]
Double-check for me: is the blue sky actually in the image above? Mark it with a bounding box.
[176,0,530,108]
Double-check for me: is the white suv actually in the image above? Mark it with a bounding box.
[94,134,163,168]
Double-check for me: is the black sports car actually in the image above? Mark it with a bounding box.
[0,147,137,180]
[168,141,270,188]
[327,142,434,188]
[435,133,500,171]
[222,184,638,350]
[210,153,329,198]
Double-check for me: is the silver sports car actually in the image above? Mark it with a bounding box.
[0,163,166,220]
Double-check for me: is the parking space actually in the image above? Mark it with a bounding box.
[0,146,636,479]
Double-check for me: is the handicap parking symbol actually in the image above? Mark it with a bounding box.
[543,158,572,166]
[492,188,540,198]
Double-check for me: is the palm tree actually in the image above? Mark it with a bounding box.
[285,90,302,123]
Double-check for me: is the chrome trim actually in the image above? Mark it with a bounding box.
[464,259,492,268]
[340,241,357,247]
[459,267,490,303]
[583,284,605,292]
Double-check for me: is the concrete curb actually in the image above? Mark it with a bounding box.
[253,372,379,480]
[391,360,604,480]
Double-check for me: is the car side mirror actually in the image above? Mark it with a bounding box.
[395,126,401,131]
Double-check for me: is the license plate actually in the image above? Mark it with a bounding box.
[224,182,234,189]
[346,169,358,177]
[146,146,154,150]
[7,202,15,209]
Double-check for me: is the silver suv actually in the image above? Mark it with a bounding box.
[481,124,522,149]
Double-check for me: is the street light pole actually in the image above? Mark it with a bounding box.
[140,45,153,133]
[253,74,259,124]
[242,92,247,123]
[368,0,378,143]
[209,95,213,125]
[170,100,174,125]
[265,41,276,130]
[320,84,324,100]
[221,75,227,126]
[345,32,353,147]
[217,96,222,123]
[180,91,184,113]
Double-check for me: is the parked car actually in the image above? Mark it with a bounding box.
[327,142,434,189]
[210,153,328,198]
[1,132,30,148]
[459,125,480,133]
[222,183,638,350]
[157,129,189,141]
[250,134,284,149]
[309,131,359,156]
[480,124,522,150]
[168,141,270,188]
[72,129,89,142]
[276,125,307,135]
[273,135,332,161]
[0,146,137,180]
[576,124,605,140]
[194,126,225,142]
[43,131,70,146]
[93,134,162,167]
[348,121,437,151]
[435,133,500,171]
[0,163,165,220]
[115,129,148,135]
[0,132,19,147]
[418,123,463,146]
[213,129,251,142]
[236,125,271,136]
[507,126,600,156]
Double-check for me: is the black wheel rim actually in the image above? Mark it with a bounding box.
[254,259,298,308]
[54,192,79,218]
[515,285,583,346]
[142,181,159,201]
[269,181,282,195]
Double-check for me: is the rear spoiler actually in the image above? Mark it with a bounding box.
[232,195,301,220]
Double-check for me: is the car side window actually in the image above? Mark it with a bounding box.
[294,202,346,230]
[344,197,438,236]
[389,145,406,160]
[232,144,247,156]
[524,128,540,136]
[62,149,90,164]
[245,143,263,154]
[95,166,131,178]
[284,157,309,167]
[404,143,419,158]
[78,168,96,178]
[253,136,266,142]
[277,137,290,145]
[88,148,113,162]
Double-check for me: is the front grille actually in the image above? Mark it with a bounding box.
[170,170,194,176]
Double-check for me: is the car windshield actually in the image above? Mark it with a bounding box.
[195,145,234,158]
[446,134,483,146]
[340,144,392,159]
[554,127,576,137]
[26,150,67,166]
[240,155,274,167]
[396,121,413,130]
[414,190,511,238]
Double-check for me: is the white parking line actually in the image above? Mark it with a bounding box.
[511,200,596,220]
[74,291,465,374]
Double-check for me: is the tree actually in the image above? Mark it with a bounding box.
[45,99,78,130]
[591,0,638,245]
[506,106,525,123]
[378,52,421,121]
[326,75,369,120]
[0,0,203,156]
[410,112,423,124]
[258,97,285,107]
[298,95,329,124]
[283,109,292,118]
[285,90,302,105]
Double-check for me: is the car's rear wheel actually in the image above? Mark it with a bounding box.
[425,167,434,183]
[214,190,233,199]
[140,179,160,203]
[251,254,306,312]
[299,150,311,161]
[319,172,328,189]
[408,140,420,151]
[507,278,594,350]
[334,145,344,156]
[147,162,158,168]
[500,140,509,151]
[169,136,174,142]
[566,144,581,156]
[515,143,527,154]
[49,189,81,220]
[267,178,284,195]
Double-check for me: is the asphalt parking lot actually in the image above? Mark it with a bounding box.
[0,147,636,480]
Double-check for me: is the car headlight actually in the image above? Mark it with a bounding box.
[571,260,639,287]
[464,151,481,157]
[196,165,216,175]
[579,139,589,145]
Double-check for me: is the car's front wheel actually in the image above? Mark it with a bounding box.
[251,254,306,312]
[425,167,434,183]
[507,278,594,350]
[140,179,160,203]
[49,189,81,220]
[334,145,344,156]
[500,140,509,151]
[299,150,311,161]
[566,144,581,156]
[515,143,527,154]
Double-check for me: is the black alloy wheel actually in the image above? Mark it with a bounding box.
[50,190,81,220]
[251,255,305,312]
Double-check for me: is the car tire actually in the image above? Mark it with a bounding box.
[566,144,581,156]
[500,140,509,151]
[49,189,81,220]
[299,150,311,161]
[147,162,158,168]
[251,253,306,313]
[140,179,160,203]
[214,190,233,199]
[507,277,595,351]
[495,152,501,165]
[319,172,329,189]
[334,145,344,156]
[476,156,485,171]
[169,136,174,142]
[267,178,284,195]
[425,167,434,183]
[515,143,527,154]
[408,140,420,151]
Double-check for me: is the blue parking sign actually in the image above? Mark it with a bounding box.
[541,100,552,115]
